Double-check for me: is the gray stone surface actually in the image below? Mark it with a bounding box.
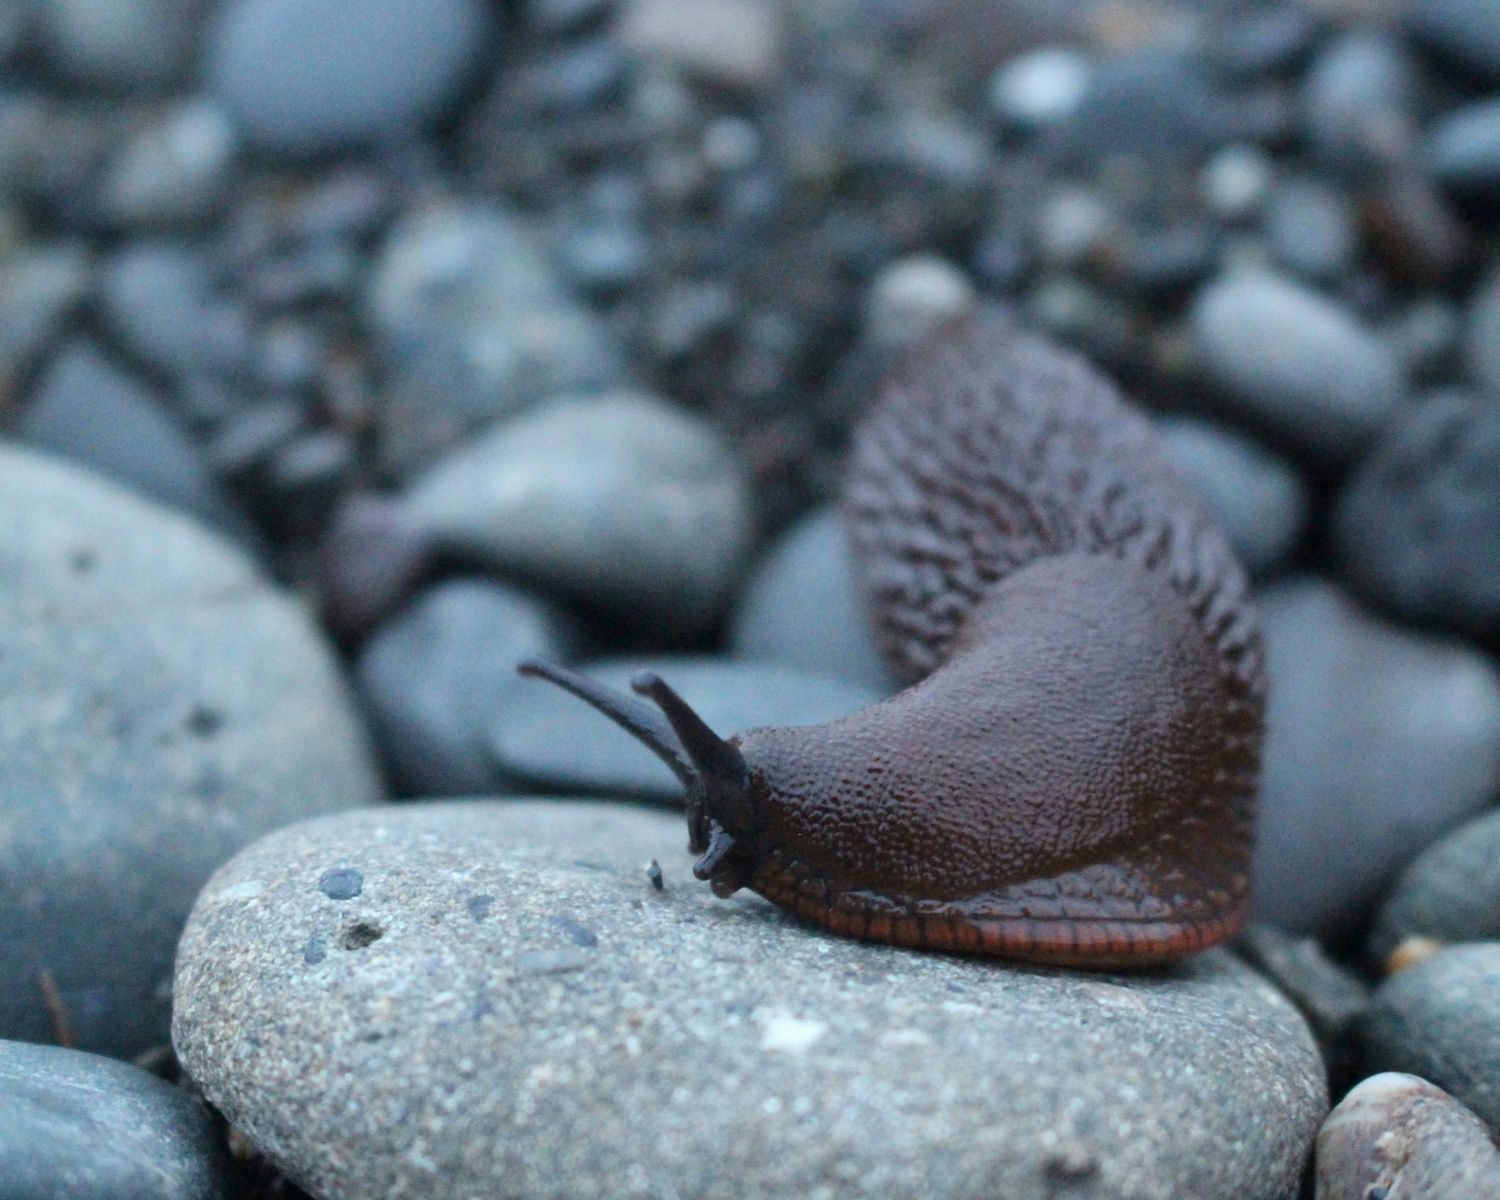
[730,507,897,691]
[1369,810,1500,965]
[357,578,578,796]
[491,656,883,799]
[402,393,753,636]
[1408,0,1500,80]
[1157,417,1308,577]
[99,240,225,384]
[206,0,494,157]
[0,445,383,1057]
[1471,268,1500,399]
[1251,578,1500,939]
[1301,29,1417,173]
[0,1039,231,1200]
[1315,1073,1500,1200]
[1189,269,1405,463]
[364,198,626,476]
[20,339,257,546]
[1362,943,1500,1133]
[1334,389,1500,635]
[0,240,91,390]
[174,801,1327,1200]
[1429,96,1500,200]
[97,99,238,228]
[37,0,204,89]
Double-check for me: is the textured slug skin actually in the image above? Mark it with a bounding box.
[738,316,1266,966]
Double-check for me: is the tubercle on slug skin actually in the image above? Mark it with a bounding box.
[518,313,1266,968]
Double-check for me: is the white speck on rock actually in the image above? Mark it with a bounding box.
[759,1013,827,1054]
[215,879,264,902]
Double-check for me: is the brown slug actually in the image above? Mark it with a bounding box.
[520,314,1266,967]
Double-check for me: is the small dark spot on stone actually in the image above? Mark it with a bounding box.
[194,766,228,802]
[472,997,495,1020]
[185,703,225,738]
[467,894,495,922]
[319,868,363,900]
[646,859,664,891]
[303,936,327,965]
[1367,1189,1389,1200]
[68,547,96,573]
[340,921,383,950]
[1043,1140,1099,1183]
[547,915,598,947]
[358,1030,384,1043]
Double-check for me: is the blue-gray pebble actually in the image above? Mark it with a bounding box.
[206,0,494,157]
[730,507,898,691]
[0,1039,231,1200]
[491,657,883,799]
[1157,417,1308,577]
[1252,578,1500,939]
[1369,810,1500,964]
[0,446,383,1057]
[357,578,578,796]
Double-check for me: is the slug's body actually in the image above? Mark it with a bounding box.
[523,315,1265,967]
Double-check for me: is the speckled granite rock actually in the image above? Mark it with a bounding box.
[0,445,383,1058]
[174,800,1328,1200]
[0,1039,232,1200]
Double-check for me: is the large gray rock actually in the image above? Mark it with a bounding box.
[1251,578,1500,939]
[402,393,753,636]
[0,1039,231,1200]
[0,446,383,1057]
[1189,269,1405,463]
[206,0,494,157]
[174,801,1328,1200]
[1369,810,1500,964]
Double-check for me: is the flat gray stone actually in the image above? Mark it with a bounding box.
[1362,944,1500,1133]
[0,1039,231,1200]
[1369,808,1500,966]
[0,445,383,1057]
[1189,269,1405,463]
[174,801,1327,1200]
[730,507,898,691]
[1251,578,1500,939]
[206,0,493,157]
[403,393,753,636]
[490,657,883,799]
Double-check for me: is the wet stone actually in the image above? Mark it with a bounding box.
[1251,578,1500,941]
[1362,943,1500,1133]
[490,657,882,799]
[0,446,383,1057]
[0,1039,232,1200]
[173,800,1328,1200]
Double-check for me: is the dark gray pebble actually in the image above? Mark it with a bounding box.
[1334,389,1500,635]
[490,657,882,799]
[1252,578,1500,939]
[206,0,494,157]
[1362,943,1500,1132]
[0,1039,231,1200]
[357,579,577,796]
[1408,0,1500,80]
[1369,809,1500,965]
[20,339,257,545]
[730,507,897,691]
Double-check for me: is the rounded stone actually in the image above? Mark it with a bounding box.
[37,0,202,89]
[98,240,222,382]
[356,578,578,796]
[1157,417,1308,577]
[1470,267,1500,399]
[730,507,897,692]
[0,1039,232,1199]
[1251,578,1500,940]
[401,393,753,636]
[0,446,383,1057]
[0,240,91,390]
[490,657,883,799]
[1369,809,1500,965]
[1189,269,1406,463]
[1334,389,1500,635]
[364,198,626,476]
[1429,97,1500,201]
[205,0,494,157]
[173,801,1328,1200]
[1362,943,1500,1132]
[1315,1073,1500,1198]
[1301,29,1417,172]
[97,99,238,229]
[1408,0,1500,80]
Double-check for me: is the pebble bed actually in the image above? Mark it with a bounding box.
[1,0,1499,1197]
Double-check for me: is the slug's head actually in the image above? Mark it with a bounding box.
[516,661,764,897]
